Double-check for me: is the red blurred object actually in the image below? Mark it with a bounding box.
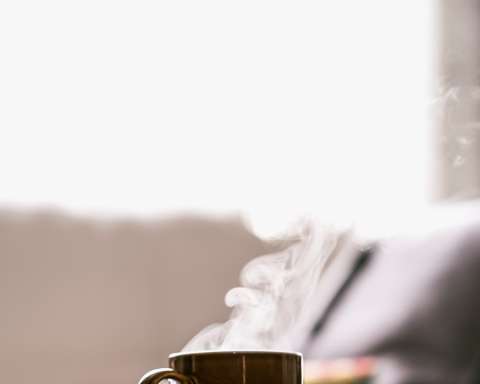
[304,357,376,384]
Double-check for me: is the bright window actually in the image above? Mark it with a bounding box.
[0,1,432,235]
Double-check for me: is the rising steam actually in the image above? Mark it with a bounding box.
[182,220,345,352]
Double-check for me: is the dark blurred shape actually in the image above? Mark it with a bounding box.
[309,245,375,339]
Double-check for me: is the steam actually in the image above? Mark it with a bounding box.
[182,220,344,351]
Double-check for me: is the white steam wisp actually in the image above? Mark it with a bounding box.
[182,221,344,352]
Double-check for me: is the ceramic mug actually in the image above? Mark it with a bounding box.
[139,350,302,384]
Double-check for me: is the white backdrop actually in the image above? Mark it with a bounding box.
[0,1,432,235]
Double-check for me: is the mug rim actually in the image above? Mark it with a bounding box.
[169,350,303,359]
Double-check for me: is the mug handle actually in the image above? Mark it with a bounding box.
[139,368,194,384]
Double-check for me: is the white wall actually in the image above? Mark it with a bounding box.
[0,1,432,236]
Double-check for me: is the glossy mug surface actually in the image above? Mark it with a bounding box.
[139,350,302,384]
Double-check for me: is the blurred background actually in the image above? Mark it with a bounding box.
[1,1,480,383]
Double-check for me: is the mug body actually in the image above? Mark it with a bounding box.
[169,350,302,384]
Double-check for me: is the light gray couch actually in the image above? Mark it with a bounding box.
[3,208,480,384]
[0,210,276,384]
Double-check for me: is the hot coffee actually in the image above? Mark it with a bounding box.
[139,350,302,384]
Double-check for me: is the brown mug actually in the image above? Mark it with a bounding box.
[139,350,302,384]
